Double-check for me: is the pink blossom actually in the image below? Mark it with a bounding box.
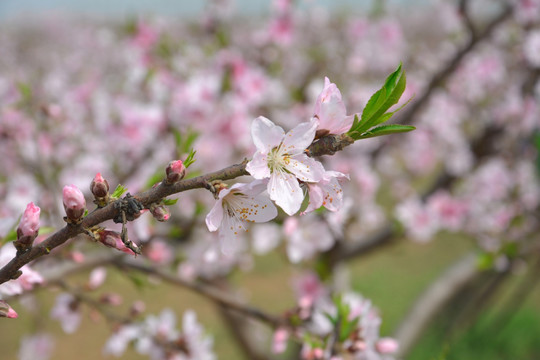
[19,333,55,360]
[313,77,355,134]
[524,30,540,68]
[427,191,468,231]
[62,184,86,221]
[272,327,290,354]
[17,202,40,237]
[286,215,334,263]
[0,244,43,297]
[304,171,349,213]
[87,267,107,290]
[246,117,325,215]
[395,197,439,242]
[376,337,399,354]
[206,180,277,254]
[50,293,81,334]
[145,240,173,265]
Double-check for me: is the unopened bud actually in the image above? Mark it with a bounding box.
[165,160,186,184]
[15,202,40,254]
[0,300,18,319]
[90,173,109,199]
[63,185,86,223]
[96,229,137,255]
[150,203,170,222]
[375,338,399,354]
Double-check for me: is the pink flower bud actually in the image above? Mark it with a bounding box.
[63,185,86,222]
[90,173,109,198]
[0,300,18,319]
[150,203,170,222]
[18,202,40,237]
[97,230,136,255]
[165,160,186,184]
[15,202,40,254]
[376,337,399,354]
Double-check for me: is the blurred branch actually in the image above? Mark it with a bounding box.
[458,0,477,39]
[398,4,512,125]
[116,257,282,328]
[393,252,480,357]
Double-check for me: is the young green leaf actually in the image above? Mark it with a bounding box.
[111,184,128,199]
[162,198,178,206]
[184,149,197,168]
[347,63,407,136]
[353,124,415,140]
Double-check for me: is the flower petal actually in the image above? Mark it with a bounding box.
[251,116,284,152]
[268,172,304,216]
[304,183,325,213]
[287,154,325,183]
[205,199,224,232]
[281,118,318,155]
[227,193,278,223]
[246,151,271,179]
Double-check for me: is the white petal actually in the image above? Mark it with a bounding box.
[231,179,269,196]
[246,151,271,179]
[320,177,344,212]
[281,118,318,155]
[287,154,325,182]
[227,193,278,223]
[268,172,304,216]
[219,215,246,256]
[305,183,325,213]
[205,199,224,232]
[251,116,284,152]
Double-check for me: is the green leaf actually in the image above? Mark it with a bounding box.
[162,198,178,206]
[1,229,17,245]
[348,63,407,135]
[340,316,360,342]
[38,226,55,236]
[184,149,196,168]
[477,252,494,270]
[111,184,128,199]
[17,82,32,103]
[352,124,416,140]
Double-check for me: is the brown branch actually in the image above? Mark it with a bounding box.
[0,131,352,286]
[116,258,282,327]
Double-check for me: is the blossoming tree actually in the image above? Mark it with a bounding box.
[1,0,540,359]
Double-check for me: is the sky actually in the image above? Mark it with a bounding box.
[0,0,430,20]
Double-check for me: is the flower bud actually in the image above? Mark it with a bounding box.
[96,229,137,255]
[63,185,86,223]
[150,203,170,222]
[90,173,109,199]
[0,300,18,319]
[165,160,186,184]
[15,202,40,254]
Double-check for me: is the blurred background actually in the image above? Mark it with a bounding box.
[0,0,539,359]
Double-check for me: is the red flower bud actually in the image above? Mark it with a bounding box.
[63,185,86,222]
[90,173,109,198]
[165,160,186,184]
